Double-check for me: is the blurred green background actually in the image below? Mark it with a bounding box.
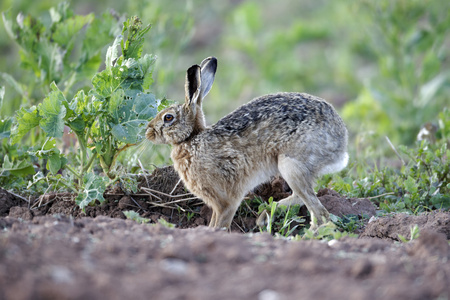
[1,0,449,163]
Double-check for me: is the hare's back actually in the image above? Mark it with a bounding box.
[211,92,343,137]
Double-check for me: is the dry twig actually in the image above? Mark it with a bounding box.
[8,191,30,203]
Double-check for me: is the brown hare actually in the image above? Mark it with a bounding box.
[146,57,348,230]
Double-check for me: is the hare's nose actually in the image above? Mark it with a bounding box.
[145,126,155,140]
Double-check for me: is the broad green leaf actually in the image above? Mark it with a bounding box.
[38,83,67,138]
[108,89,125,116]
[42,138,57,151]
[47,151,62,175]
[67,117,85,134]
[109,89,158,144]
[92,65,127,98]
[70,90,95,121]
[121,54,156,90]
[64,91,89,134]
[75,173,108,209]
[1,155,35,176]
[52,14,94,47]
[11,106,40,144]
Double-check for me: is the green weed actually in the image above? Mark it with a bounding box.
[258,197,306,236]
[300,220,358,241]
[398,224,420,243]
[186,211,195,223]
[332,214,367,233]
[157,218,175,229]
[123,210,150,224]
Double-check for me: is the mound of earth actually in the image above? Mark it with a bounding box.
[318,188,377,218]
[361,211,450,241]
[0,215,449,300]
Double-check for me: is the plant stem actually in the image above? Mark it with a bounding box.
[83,153,97,173]
[110,143,136,170]
[99,155,115,179]
[65,164,81,181]
[49,176,78,193]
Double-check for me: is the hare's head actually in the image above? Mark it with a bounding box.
[146,57,217,145]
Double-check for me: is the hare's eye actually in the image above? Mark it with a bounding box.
[164,114,174,123]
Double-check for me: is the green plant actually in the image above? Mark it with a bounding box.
[123,210,150,224]
[322,109,450,215]
[157,218,175,229]
[1,3,122,112]
[332,214,366,232]
[186,211,195,222]
[4,16,167,209]
[300,220,358,241]
[344,0,450,146]
[258,197,305,236]
[398,224,420,243]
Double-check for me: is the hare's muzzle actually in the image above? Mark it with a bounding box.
[145,124,156,141]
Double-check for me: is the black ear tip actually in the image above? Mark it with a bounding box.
[187,65,200,77]
[201,56,218,73]
[209,56,217,64]
[210,57,217,71]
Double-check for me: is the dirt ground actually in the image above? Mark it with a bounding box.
[0,167,449,300]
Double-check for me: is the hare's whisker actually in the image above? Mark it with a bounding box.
[135,139,153,159]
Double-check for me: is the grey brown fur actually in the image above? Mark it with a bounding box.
[146,57,348,229]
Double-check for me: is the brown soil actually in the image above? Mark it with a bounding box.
[0,167,449,299]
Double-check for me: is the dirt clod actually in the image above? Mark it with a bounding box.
[8,206,33,220]
[0,188,20,217]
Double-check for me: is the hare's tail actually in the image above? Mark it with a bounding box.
[319,152,349,176]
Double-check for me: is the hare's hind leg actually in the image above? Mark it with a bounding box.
[278,155,330,229]
[277,193,304,207]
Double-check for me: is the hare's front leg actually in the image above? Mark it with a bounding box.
[208,210,217,227]
[209,200,241,230]
[277,155,330,229]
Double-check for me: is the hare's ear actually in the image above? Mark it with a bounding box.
[199,56,217,99]
[185,65,201,107]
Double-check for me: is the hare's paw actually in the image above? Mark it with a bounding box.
[309,209,331,230]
